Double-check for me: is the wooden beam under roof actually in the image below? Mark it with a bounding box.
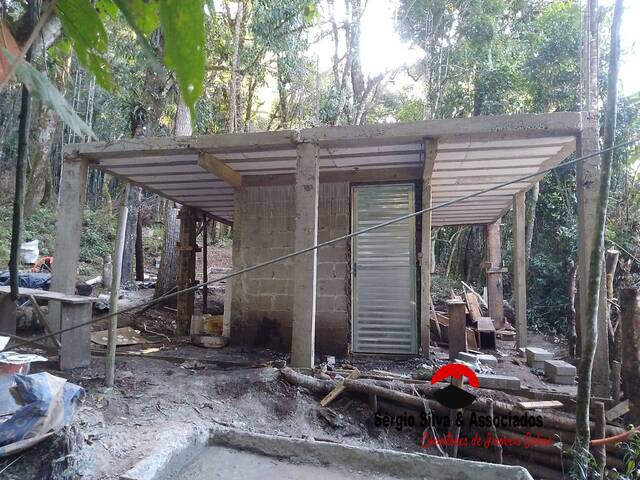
[197,152,242,188]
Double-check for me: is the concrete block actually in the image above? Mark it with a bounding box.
[526,347,554,368]
[457,352,498,366]
[548,375,575,385]
[477,374,521,390]
[544,359,576,377]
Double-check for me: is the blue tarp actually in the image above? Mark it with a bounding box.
[0,372,84,456]
[0,271,51,290]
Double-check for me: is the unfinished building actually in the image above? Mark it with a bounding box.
[46,111,609,374]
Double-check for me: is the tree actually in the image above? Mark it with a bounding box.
[573,0,623,475]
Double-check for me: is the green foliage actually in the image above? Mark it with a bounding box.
[159,0,205,120]
[609,431,640,479]
[0,199,116,277]
[57,0,113,89]
[9,52,97,139]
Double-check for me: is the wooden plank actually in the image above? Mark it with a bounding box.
[197,152,242,187]
[464,292,482,321]
[320,368,360,407]
[447,299,467,361]
[0,286,95,304]
[517,400,564,410]
[605,399,629,422]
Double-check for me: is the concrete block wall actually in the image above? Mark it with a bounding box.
[230,182,350,355]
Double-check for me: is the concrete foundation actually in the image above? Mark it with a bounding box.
[230,182,350,355]
[121,425,534,480]
[525,347,553,369]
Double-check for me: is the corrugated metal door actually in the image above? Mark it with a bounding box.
[351,184,417,354]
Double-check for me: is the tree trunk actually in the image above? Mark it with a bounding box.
[121,186,141,286]
[154,95,191,299]
[574,0,621,469]
[9,5,34,300]
[24,102,56,216]
[155,202,181,299]
[524,182,539,269]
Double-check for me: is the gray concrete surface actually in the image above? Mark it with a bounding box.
[122,426,534,480]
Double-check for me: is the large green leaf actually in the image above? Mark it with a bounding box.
[3,50,97,140]
[114,0,159,35]
[56,0,112,90]
[159,0,205,120]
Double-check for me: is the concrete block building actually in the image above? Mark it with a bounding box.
[54,112,606,373]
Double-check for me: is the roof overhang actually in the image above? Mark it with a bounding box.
[66,112,583,226]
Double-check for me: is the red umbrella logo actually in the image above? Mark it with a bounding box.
[431,364,479,409]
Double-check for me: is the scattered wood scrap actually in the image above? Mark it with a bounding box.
[320,368,360,407]
[516,400,564,410]
[605,400,629,422]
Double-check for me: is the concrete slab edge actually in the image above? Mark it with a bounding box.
[121,424,534,480]
[119,424,208,480]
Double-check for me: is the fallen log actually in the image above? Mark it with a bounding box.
[281,367,336,395]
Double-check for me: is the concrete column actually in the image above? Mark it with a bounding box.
[228,189,246,343]
[50,155,89,368]
[576,116,610,397]
[513,191,527,349]
[421,140,436,357]
[485,220,505,329]
[290,142,319,368]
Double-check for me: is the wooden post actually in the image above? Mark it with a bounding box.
[577,115,610,397]
[177,206,196,336]
[620,288,640,424]
[50,155,89,369]
[513,191,527,349]
[447,299,467,362]
[202,215,208,314]
[591,401,607,476]
[106,185,129,387]
[290,142,319,369]
[485,220,504,329]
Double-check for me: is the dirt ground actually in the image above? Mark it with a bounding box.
[1,244,580,479]
[0,327,577,479]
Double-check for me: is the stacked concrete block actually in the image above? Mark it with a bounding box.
[544,359,576,385]
[476,374,521,390]
[525,347,554,369]
[231,182,350,355]
[457,352,498,366]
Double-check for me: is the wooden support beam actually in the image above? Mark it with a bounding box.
[421,139,436,357]
[198,152,242,187]
[485,220,505,329]
[447,299,467,362]
[51,156,89,370]
[620,288,640,425]
[177,206,197,335]
[577,114,610,397]
[513,191,527,349]
[202,215,208,314]
[290,142,319,369]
